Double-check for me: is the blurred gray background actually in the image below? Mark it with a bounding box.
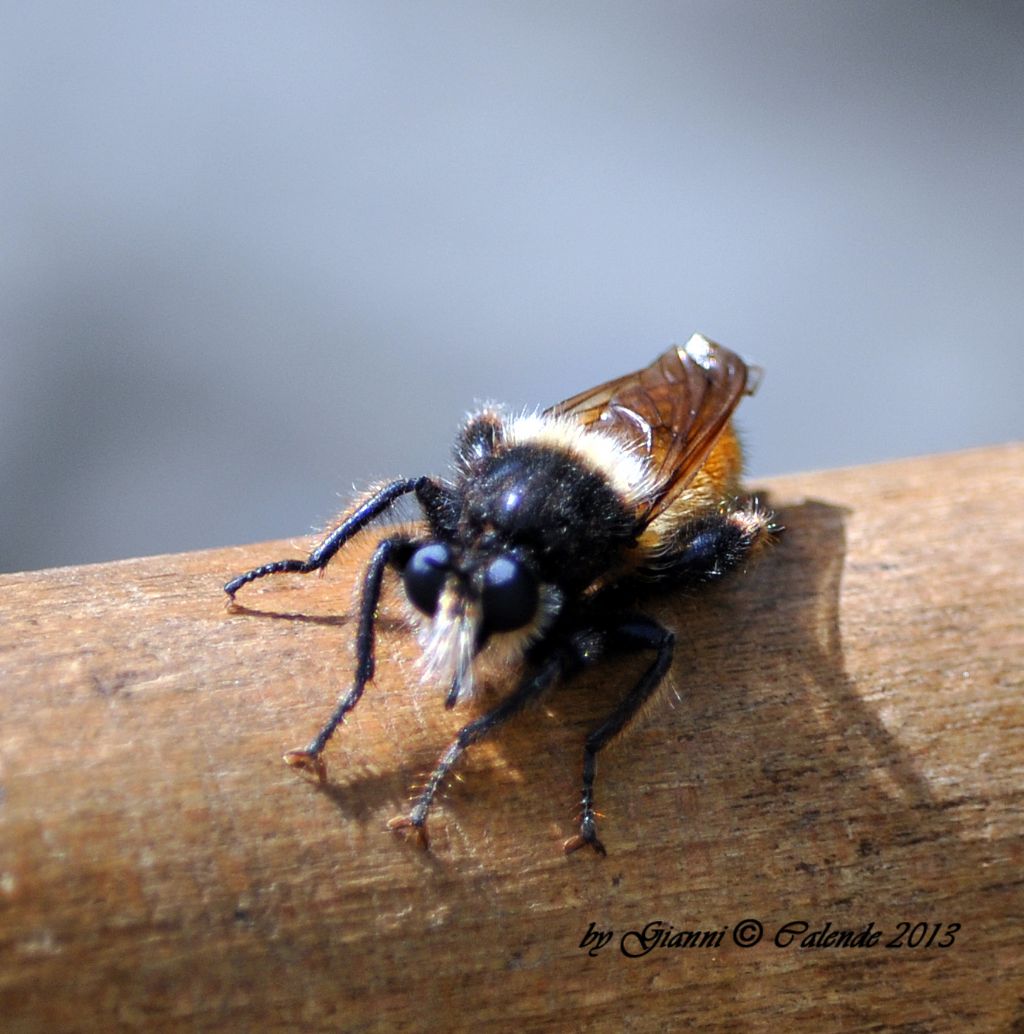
[2,1,1022,574]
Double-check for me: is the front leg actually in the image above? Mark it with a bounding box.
[224,476,427,598]
[388,652,566,848]
[564,615,675,857]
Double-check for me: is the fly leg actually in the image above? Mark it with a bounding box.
[658,503,776,585]
[223,476,427,598]
[564,615,675,857]
[283,535,414,782]
[388,653,564,848]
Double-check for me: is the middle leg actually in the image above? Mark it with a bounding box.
[284,534,416,781]
[564,615,675,857]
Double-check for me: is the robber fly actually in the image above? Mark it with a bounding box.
[225,333,774,855]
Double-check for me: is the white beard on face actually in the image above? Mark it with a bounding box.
[416,582,480,705]
[413,578,566,708]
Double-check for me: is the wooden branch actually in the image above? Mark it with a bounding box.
[1,444,1021,1032]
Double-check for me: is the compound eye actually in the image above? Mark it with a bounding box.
[403,543,450,616]
[481,556,539,633]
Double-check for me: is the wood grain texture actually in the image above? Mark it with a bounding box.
[1,444,1021,1033]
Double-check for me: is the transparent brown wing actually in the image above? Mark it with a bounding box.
[547,334,759,525]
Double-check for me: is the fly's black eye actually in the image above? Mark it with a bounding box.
[403,543,450,616]
[481,556,538,633]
